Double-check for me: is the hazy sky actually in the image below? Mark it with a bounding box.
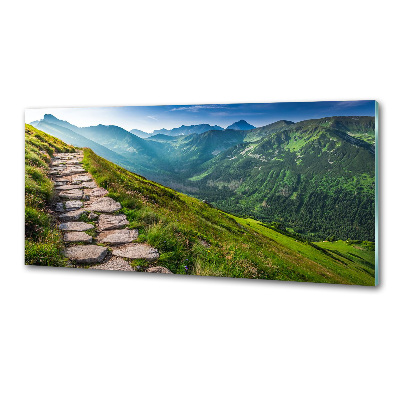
[25,101,376,133]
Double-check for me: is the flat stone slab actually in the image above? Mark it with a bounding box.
[71,175,92,183]
[65,245,108,264]
[54,177,70,183]
[58,189,83,199]
[68,167,86,173]
[112,243,159,260]
[145,266,173,274]
[59,209,87,221]
[55,184,83,191]
[59,221,93,231]
[55,153,75,158]
[55,202,64,212]
[55,173,73,178]
[82,181,97,188]
[64,231,92,243]
[50,168,65,175]
[89,257,135,272]
[97,214,129,231]
[50,165,65,170]
[65,160,81,165]
[57,168,84,177]
[97,229,138,245]
[86,197,121,213]
[65,200,83,210]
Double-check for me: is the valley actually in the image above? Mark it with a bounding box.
[30,113,376,242]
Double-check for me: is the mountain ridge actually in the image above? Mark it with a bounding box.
[152,123,224,136]
[184,116,375,241]
[129,128,152,139]
[227,120,256,130]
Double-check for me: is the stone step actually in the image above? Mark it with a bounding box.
[71,175,92,183]
[58,189,83,200]
[55,184,83,191]
[68,167,86,173]
[54,177,70,183]
[54,168,85,177]
[65,200,83,210]
[54,153,77,158]
[64,231,93,243]
[64,160,81,165]
[49,168,65,175]
[59,209,87,221]
[97,214,129,231]
[56,170,84,177]
[97,229,138,245]
[59,221,93,231]
[65,245,108,264]
[89,257,135,272]
[112,243,159,260]
[86,197,121,213]
[145,266,173,274]
[81,181,97,189]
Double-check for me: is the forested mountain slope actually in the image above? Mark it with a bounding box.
[187,117,375,241]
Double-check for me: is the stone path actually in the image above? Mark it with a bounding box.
[50,152,172,274]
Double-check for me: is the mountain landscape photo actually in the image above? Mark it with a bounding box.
[25,101,378,285]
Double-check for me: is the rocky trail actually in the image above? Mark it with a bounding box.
[49,151,172,274]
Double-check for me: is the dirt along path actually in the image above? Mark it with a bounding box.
[49,151,172,274]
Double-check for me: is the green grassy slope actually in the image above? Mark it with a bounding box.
[233,217,375,285]
[25,124,75,267]
[188,117,375,241]
[83,147,375,285]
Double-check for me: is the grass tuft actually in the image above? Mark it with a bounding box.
[24,124,75,267]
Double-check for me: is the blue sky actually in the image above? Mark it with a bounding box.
[25,100,376,133]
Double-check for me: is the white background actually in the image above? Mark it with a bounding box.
[1,1,399,399]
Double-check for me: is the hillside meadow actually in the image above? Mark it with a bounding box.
[25,125,75,267]
[24,124,375,285]
[82,145,375,285]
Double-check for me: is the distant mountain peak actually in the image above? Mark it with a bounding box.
[152,123,224,136]
[226,120,255,130]
[43,113,59,121]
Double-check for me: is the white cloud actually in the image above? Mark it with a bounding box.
[147,115,158,120]
[332,100,370,109]
[170,104,228,112]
